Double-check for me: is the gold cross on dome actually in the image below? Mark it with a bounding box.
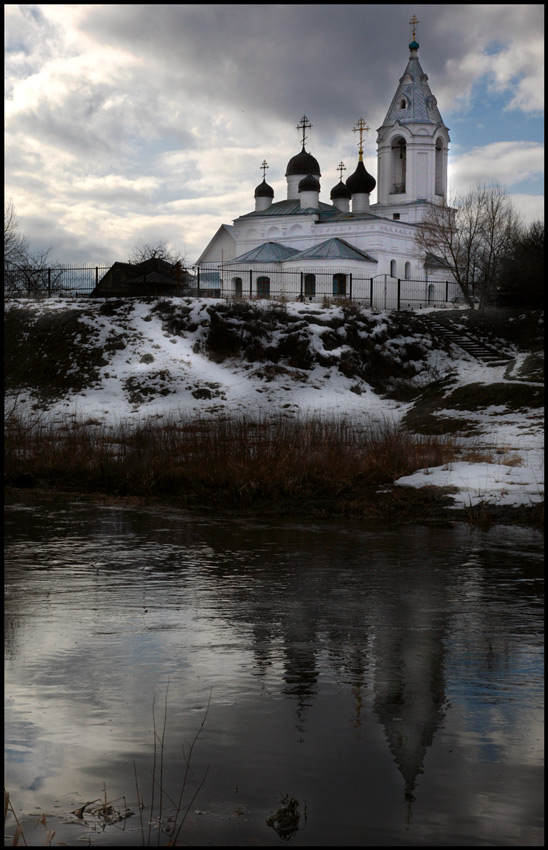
[260,160,269,179]
[337,161,346,180]
[353,118,370,155]
[297,115,312,147]
[410,14,419,40]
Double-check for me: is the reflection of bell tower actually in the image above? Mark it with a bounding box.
[372,586,447,803]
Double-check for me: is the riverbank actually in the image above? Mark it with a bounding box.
[4,298,544,526]
[4,478,543,532]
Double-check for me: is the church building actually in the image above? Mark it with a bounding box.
[196,23,455,309]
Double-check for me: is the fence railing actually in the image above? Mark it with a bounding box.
[4,261,462,310]
[193,265,461,310]
[4,264,111,298]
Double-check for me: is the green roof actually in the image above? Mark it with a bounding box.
[237,199,338,219]
[291,238,377,263]
[229,241,300,264]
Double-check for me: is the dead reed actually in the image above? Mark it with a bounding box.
[5,412,457,505]
[5,687,209,847]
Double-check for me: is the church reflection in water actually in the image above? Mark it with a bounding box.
[205,529,450,803]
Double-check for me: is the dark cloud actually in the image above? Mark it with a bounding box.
[75,4,543,133]
[4,4,543,264]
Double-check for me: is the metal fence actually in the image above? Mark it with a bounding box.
[4,261,462,310]
[195,265,462,310]
[4,264,111,298]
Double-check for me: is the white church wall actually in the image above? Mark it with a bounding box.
[196,37,458,307]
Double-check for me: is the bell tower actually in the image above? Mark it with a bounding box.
[375,16,450,219]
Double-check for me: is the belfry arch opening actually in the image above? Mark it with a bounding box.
[390,136,406,194]
[435,137,444,196]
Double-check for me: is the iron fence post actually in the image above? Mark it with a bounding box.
[249,269,253,298]
[445,280,449,303]
[397,278,401,310]
[47,268,51,297]
[349,273,353,302]
[300,271,303,302]
[370,278,373,307]
[197,266,200,296]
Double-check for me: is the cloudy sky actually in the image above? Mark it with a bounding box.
[5,4,544,266]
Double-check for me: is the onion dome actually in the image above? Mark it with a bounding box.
[330,180,351,200]
[298,173,320,192]
[286,147,321,177]
[409,40,419,50]
[346,159,376,195]
[254,179,274,198]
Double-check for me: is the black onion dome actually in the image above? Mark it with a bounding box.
[254,179,274,198]
[285,147,321,177]
[330,180,352,200]
[346,160,376,194]
[298,173,320,192]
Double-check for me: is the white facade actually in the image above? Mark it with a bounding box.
[196,38,455,308]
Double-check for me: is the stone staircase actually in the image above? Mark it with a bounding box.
[425,318,514,367]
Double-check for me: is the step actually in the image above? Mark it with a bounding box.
[424,320,513,365]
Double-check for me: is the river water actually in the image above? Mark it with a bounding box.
[4,496,544,846]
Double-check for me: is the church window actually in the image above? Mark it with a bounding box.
[404,262,411,279]
[390,137,406,194]
[399,97,407,109]
[233,277,243,296]
[257,276,270,298]
[390,260,397,277]
[435,138,444,196]
[333,274,346,296]
[427,283,435,304]
[393,213,400,220]
[304,274,316,297]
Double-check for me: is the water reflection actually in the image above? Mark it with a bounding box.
[4,498,544,846]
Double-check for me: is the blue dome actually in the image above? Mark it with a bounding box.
[409,40,419,50]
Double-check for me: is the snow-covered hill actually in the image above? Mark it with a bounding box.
[5,297,544,510]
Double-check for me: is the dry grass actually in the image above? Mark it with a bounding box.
[5,687,209,847]
[5,413,457,505]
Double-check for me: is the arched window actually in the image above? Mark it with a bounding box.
[404,262,411,280]
[390,260,397,277]
[257,276,270,298]
[232,277,243,296]
[399,97,407,109]
[435,137,444,196]
[390,137,406,194]
[304,273,316,298]
[333,274,346,296]
[427,283,435,304]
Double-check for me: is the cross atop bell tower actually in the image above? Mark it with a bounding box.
[409,14,419,42]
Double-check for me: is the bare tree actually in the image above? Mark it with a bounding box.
[497,219,544,307]
[4,200,29,269]
[5,201,65,297]
[127,240,187,267]
[415,183,522,308]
